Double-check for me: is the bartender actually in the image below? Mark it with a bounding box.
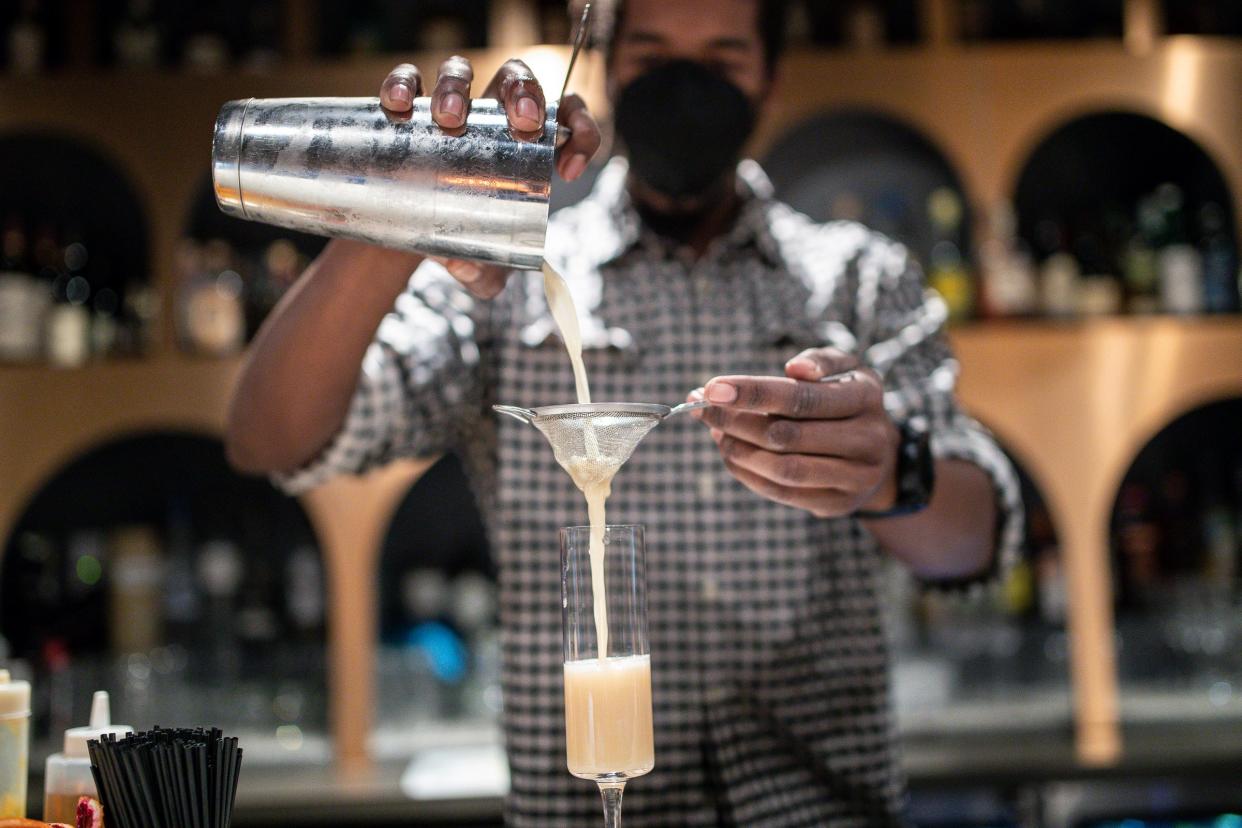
[226,0,1022,824]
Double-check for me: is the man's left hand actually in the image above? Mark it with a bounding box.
[691,348,900,518]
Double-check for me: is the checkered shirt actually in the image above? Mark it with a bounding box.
[278,158,1024,827]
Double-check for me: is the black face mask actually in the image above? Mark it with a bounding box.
[613,60,757,202]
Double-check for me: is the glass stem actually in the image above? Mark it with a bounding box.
[598,781,625,828]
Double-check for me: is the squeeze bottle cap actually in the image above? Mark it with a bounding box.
[0,668,31,717]
[64,691,133,757]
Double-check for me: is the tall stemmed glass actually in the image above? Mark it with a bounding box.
[560,524,654,827]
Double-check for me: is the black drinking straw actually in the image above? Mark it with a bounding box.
[154,742,178,828]
[212,735,224,828]
[226,744,242,828]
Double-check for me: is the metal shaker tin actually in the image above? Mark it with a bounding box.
[212,96,559,271]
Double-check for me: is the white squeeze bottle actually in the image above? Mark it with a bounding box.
[43,691,132,823]
[0,669,31,818]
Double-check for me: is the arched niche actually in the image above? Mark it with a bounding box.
[891,437,1071,737]
[0,430,330,763]
[370,453,497,759]
[0,131,150,323]
[1013,111,1236,304]
[762,108,974,268]
[1108,397,1242,723]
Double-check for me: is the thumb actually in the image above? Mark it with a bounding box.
[785,347,859,381]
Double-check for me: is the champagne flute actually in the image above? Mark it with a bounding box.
[561,524,654,827]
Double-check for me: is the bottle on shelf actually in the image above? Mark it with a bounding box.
[1124,196,1163,314]
[979,201,1037,318]
[107,526,164,654]
[7,0,46,75]
[197,538,243,678]
[286,544,325,637]
[241,0,281,71]
[1036,221,1080,318]
[163,499,202,647]
[925,187,974,323]
[1153,183,1205,315]
[0,214,49,363]
[1073,232,1122,317]
[89,255,121,359]
[843,0,886,50]
[1198,202,1240,314]
[45,225,92,369]
[113,0,162,69]
[177,238,245,357]
[43,691,132,824]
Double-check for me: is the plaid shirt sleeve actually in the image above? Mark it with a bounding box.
[852,235,1025,586]
[273,261,488,494]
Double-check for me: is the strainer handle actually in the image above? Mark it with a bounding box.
[493,404,538,423]
[667,400,710,417]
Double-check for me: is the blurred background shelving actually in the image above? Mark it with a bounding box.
[1,0,1242,825]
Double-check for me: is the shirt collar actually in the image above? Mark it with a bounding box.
[583,157,785,269]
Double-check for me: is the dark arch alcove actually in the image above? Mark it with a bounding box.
[1108,397,1242,719]
[762,109,973,268]
[372,453,496,756]
[0,431,328,759]
[0,131,150,311]
[1013,111,1236,291]
[891,437,1070,737]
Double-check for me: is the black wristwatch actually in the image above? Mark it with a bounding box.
[856,417,934,519]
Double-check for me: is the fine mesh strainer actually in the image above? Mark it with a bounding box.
[493,401,707,485]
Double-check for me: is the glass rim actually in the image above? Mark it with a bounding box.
[559,523,645,533]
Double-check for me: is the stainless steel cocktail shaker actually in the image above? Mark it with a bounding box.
[212,97,559,270]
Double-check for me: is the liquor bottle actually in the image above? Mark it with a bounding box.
[1154,184,1204,314]
[926,188,974,322]
[285,545,324,635]
[46,227,91,369]
[1073,232,1121,317]
[1199,202,1240,313]
[197,539,243,677]
[89,254,120,359]
[113,0,162,69]
[182,9,229,73]
[241,0,280,71]
[107,526,163,654]
[979,201,1037,317]
[844,0,886,49]
[178,239,244,357]
[8,0,46,75]
[1039,246,1080,319]
[162,499,202,646]
[0,214,48,362]
[1124,196,1162,314]
[1114,482,1159,608]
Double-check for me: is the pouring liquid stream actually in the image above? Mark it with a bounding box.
[542,262,612,661]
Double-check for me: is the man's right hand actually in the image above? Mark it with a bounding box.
[379,56,601,298]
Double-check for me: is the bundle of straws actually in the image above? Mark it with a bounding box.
[87,727,243,828]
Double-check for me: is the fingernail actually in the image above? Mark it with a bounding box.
[388,83,411,106]
[455,262,482,282]
[563,152,588,181]
[709,428,723,442]
[787,357,821,377]
[706,382,737,404]
[689,387,705,401]
[515,96,540,125]
[441,91,466,120]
